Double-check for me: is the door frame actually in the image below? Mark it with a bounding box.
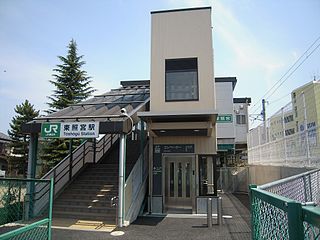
[162,153,196,213]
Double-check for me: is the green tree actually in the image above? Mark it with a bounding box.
[41,39,95,171]
[47,39,95,112]
[7,100,39,177]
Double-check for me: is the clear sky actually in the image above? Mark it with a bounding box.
[1,0,319,134]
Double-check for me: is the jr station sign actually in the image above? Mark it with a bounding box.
[41,122,99,138]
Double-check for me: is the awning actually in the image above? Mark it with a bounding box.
[22,81,150,134]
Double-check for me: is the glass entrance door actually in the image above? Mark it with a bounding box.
[164,155,193,212]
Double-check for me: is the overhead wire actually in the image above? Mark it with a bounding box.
[250,35,320,115]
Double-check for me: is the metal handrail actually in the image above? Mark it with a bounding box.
[259,169,319,190]
[39,133,118,198]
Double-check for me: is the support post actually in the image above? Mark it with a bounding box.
[262,99,267,143]
[217,196,222,225]
[69,139,73,180]
[48,178,54,240]
[287,202,304,240]
[207,198,212,228]
[27,133,38,219]
[148,136,154,214]
[302,92,311,166]
[140,121,145,170]
[249,184,257,240]
[93,138,97,164]
[118,133,127,227]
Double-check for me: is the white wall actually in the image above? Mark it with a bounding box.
[216,82,235,139]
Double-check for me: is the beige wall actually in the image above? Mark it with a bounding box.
[150,8,215,113]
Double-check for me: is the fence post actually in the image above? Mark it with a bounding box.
[249,184,257,240]
[48,178,54,240]
[69,139,73,181]
[287,201,304,240]
[93,138,97,164]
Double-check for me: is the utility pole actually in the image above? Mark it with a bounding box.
[262,99,267,143]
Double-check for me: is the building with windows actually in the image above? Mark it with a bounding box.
[22,7,252,227]
[0,132,11,173]
[248,79,320,167]
[138,7,218,214]
[215,77,251,166]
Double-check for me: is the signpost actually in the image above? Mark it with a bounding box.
[41,122,99,138]
[216,114,233,123]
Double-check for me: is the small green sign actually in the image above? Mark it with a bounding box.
[217,144,235,151]
[217,114,233,123]
[41,123,61,138]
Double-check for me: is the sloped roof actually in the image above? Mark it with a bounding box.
[22,81,150,134]
[35,80,150,122]
[0,132,11,142]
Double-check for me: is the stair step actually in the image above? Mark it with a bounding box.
[75,179,118,184]
[54,204,116,214]
[64,188,117,195]
[77,176,119,181]
[55,197,113,205]
[70,183,116,189]
[57,192,118,200]
[53,210,116,222]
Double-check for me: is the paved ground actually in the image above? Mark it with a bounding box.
[52,193,251,240]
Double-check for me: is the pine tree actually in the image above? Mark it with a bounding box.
[7,100,39,177]
[47,39,95,112]
[41,39,95,171]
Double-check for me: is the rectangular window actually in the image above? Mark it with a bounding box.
[236,115,246,124]
[294,106,298,118]
[285,128,295,136]
[165,58,198,101]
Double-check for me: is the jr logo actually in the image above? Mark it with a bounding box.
[41,123,61,138]
[44,124,58,133]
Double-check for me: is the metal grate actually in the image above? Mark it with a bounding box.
[251,195,289,239]
[0,179,53,240]
[250,169,320,240]
[260,169,320,204]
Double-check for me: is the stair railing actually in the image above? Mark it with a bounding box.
[34,134,118,213]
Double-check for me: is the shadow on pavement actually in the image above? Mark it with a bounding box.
[131,216,165,226]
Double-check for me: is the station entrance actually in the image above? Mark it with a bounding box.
[164,155,195,213]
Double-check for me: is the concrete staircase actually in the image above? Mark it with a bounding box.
[53,163,119,223]
[52,137,141,224]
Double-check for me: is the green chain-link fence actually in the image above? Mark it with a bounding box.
[250,169,320,240]
[0,178,53,240]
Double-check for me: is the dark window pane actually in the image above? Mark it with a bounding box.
[165,58,198,101]
[178,162,182,197]
[170,162,174,197]
[186,163,190,198]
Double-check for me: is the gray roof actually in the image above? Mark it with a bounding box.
[0,132,11,142]
[33,80,150,123]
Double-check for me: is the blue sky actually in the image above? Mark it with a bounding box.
[1,0,319,133]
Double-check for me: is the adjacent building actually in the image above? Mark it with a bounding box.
[248,79,320,167]
[215,77,251,166]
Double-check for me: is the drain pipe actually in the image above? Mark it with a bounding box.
[118,133,127,227]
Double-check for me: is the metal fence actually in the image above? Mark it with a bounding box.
[248,95,320,169]
[0,178,53,240]
[250,169,320,239]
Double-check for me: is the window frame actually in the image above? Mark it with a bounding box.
[165,58,199,102]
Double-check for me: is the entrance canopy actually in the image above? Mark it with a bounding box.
[138,110,217,137]
[22,81,150,134]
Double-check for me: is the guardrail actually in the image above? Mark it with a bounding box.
[250,169,320,239]
[0,178,53,240]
